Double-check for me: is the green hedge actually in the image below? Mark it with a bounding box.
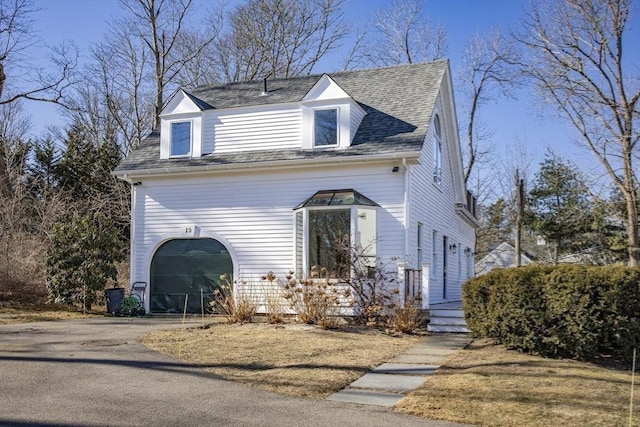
[463,265,640,361]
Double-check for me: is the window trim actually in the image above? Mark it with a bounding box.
[313,107,339,148]
[170,120,193,158]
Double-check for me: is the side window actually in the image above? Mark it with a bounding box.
[314,109,338,146]
[171,121,191,157]
[433,115,442,185]
[431,230,438,276]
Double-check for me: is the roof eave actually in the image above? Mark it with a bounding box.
[455,203,480,228]
[112,151,421,179]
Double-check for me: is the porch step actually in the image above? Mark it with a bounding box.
[430,308,464,318]
[428,324,470,333]
[428,317,467,326]
[427,307,470,333]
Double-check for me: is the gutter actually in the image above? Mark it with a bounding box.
[112,151,421,180]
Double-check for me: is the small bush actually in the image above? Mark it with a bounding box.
[463,265,640,361]
[262,271,285,324]
[385,293,425,334]
[281,267,353,329]
[210,275,257,324]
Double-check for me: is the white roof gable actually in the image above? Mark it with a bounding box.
[302,74,351,101]
[160,90,204,117]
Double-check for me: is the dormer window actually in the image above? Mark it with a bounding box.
[314,109,338,147]
[170,121,192,157]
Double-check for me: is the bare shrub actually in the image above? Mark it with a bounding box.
[280,267,352,329]
[385,294,425,334]
[338,242,400,327]
[210,275,256,324]
[338,242,425,334]
[262,271,286,324]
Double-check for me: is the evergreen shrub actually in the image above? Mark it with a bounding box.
[463,265,640,361]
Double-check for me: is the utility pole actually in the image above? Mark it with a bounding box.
[514,169,524,267]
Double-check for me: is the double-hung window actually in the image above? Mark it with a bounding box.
[431,230,438,277]
[314,109,338,147]
[294,189,378,277]
[170,121,192,157]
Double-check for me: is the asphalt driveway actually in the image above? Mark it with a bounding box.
[0,317,462,426]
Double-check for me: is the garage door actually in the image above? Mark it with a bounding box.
[150,238,233,313]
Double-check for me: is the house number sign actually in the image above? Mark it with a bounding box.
[182,225,198,237]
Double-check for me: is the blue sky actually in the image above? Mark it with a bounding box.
[27,0,639,185]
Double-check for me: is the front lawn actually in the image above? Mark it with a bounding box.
[142,323,639,426]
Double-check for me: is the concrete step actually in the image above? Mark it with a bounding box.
[430,308,464,318]
[428,324,471,333]
[428,316,468,326]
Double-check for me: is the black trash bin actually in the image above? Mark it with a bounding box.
[105,287,125,315]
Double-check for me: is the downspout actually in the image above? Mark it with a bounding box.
[403,158,410,260]
[122,174,136,291]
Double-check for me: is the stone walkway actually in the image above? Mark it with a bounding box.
[326,333,472,407]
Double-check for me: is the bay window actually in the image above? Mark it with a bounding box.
[294,189,378,277]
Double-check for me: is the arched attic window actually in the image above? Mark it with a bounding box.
[294,189,379,277]
[433,114,443,185]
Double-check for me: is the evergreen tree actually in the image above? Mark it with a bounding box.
[46,213,125,308]
[45,120,130,306]
[527,152,592,264]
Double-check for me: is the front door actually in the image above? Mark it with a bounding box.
[150,238,233,313]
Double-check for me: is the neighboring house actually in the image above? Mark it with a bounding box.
[475,241,533,275]
[113,60,478,314]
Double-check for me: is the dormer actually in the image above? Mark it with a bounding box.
[159,90,211,159]
[300,74,367,150]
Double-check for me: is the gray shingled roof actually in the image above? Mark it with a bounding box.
[115,60,448,173]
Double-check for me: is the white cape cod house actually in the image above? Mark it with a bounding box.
[113,60,478,320]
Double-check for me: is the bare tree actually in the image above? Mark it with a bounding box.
[216,0,347,82]
[79,31,153,155]
[66,0,219,155]
[457,30,520,185]
[119,0,219,128]
[515,0,639,266]
[347,0,446,68]
[0,0,78,105]
[0,102,32,282]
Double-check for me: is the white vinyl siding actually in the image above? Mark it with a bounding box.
[130,163,406,296]
[350,105,366,141]
[203,106,302,154]
[295,211,303,274]
[405,98,475,304]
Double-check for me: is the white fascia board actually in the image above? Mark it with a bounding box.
[112,151,420,179]
[440,64,468,208]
